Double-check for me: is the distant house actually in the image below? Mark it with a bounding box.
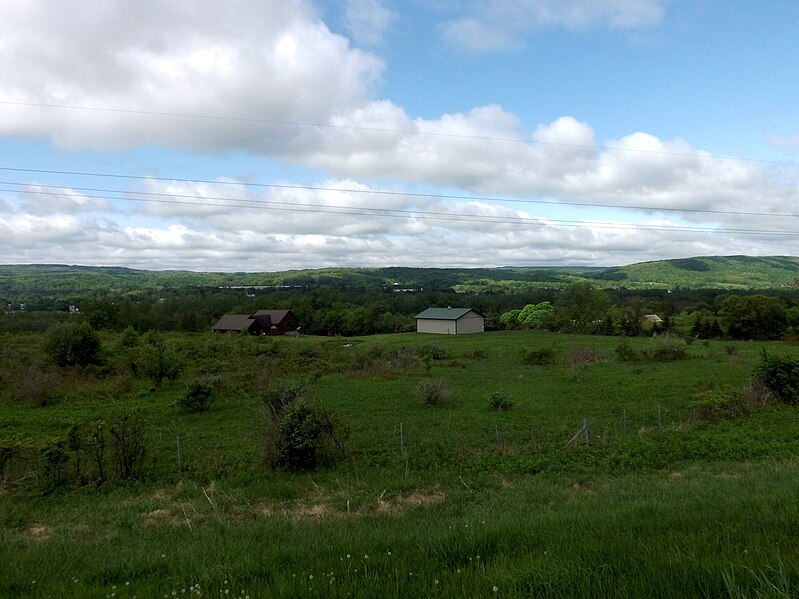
[415,307,485,335]
[640,314,663,325]
[212,309,300,335]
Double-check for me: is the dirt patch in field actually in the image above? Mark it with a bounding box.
[28,524,51,543]
[375,488,446,514]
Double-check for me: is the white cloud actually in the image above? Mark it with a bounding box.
[3,168,799,271]
[20,184,109,215]
[0,0,383,151]
[441,0,667,51]
[345,0,397,46]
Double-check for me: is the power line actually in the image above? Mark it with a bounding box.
[2,99,799,167]
[2,168,798,221]
[6,185,798,237]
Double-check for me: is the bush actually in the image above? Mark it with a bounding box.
[10,367,63,407]
[568,347,601,371]
[522,347,557,366]
[485,391,513,411]
[137,332,183,386]
[756,352,799,404]
[180,379,216,413]
[262,383,346,470]
[415,379,450,405]
[615,339,638,362]
[277,403,324,471]
[648,334,688,362]
[45,322,102,367]
[416,343,452,361]
[109,413,149,480]
[694,380,774,422]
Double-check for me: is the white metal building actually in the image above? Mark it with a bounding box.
[415,307,485,334]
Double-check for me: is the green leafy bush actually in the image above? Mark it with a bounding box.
[756,352,799,404]
[615,339,638,362]
[522,347,557,366]
[262,383,346,470]
[485,391,513,411]
[180,379,216,413]
[277,403,324,471]
[648,334,688,362]
[137,332,183,386]
[45,322,102,367]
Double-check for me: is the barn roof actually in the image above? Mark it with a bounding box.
[414,307,481,320]
[253,309,291,325]
[212,314,255,331]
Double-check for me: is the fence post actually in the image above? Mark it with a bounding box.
[176,435,181,471]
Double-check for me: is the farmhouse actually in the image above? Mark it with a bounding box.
[415,307,485,335]
[212,309,300,335]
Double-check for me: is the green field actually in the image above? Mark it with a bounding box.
[2,330,799,597]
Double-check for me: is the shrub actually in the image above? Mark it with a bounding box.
[693,387,749,422]
[648,334,688,362]
[262,383,346,470]
[109,413,149,480]
[45,322,102,367]
[694,380,774,422]
[10,367,63,407]
[180,379,216,413]
[276,403,324,471]
[522,347,557,366]
[486,391,513,411]
[416,343,452,361]
[615,339,638,362]
[415,379,450,405]
[568,347,601,371]
[756,352,799,404]
[137,332,183,386]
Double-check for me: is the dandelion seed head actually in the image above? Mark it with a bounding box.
[493,586,499,592]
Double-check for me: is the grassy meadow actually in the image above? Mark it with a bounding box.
[2,329,799,597]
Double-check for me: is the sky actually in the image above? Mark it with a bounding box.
[2,0,799,272]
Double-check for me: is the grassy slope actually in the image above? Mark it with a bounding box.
[2,330,799,597]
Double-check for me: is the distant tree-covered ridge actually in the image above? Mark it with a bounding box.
[2,255,798,298]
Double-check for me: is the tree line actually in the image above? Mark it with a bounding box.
[2,281,798,341]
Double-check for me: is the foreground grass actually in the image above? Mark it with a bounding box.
[2,330,799,597]
[3,461,799,597]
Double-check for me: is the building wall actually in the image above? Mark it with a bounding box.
[456,312,485,334]
[416,312,485,334]
[417,318,455,334]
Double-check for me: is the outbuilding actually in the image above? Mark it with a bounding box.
[415,307,485,335]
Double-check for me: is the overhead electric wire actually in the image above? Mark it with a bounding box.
[5,184,799,238]
[2,168,799,221]
[2,99,799,168]
[3,102,799,241]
